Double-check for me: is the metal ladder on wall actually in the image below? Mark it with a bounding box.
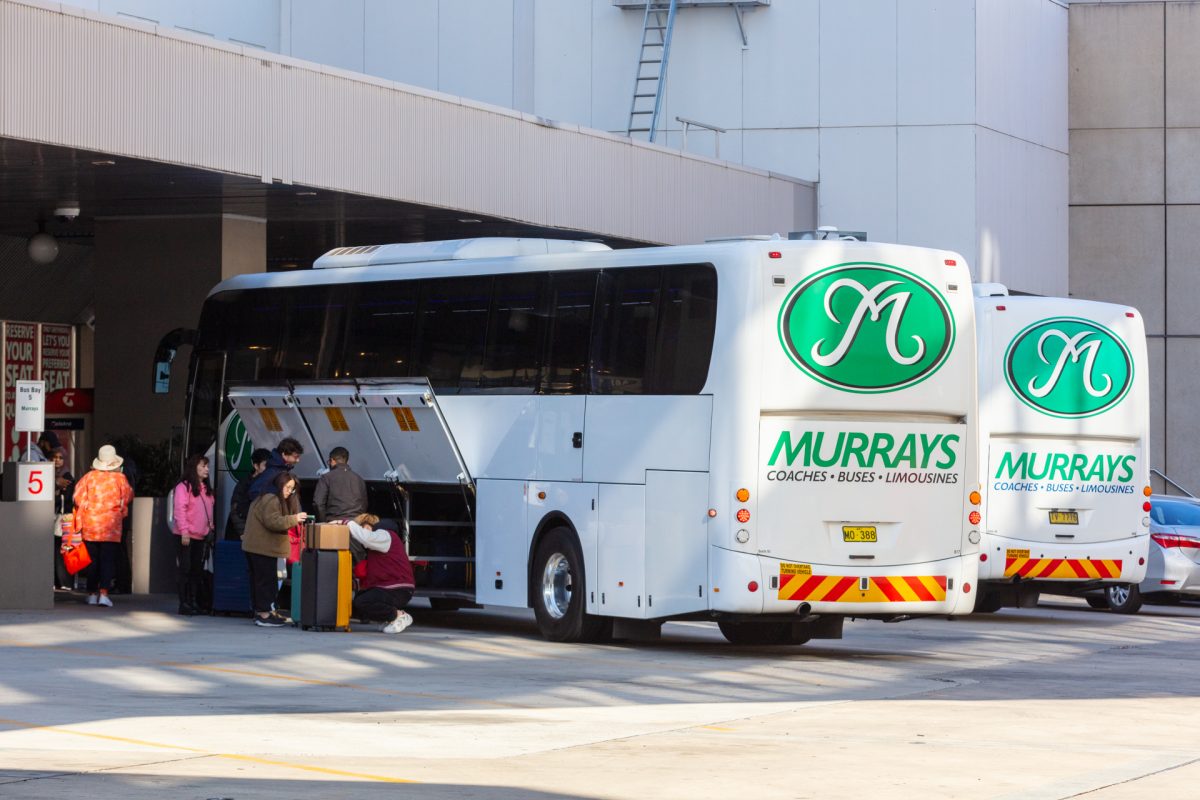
[626,0,678,142]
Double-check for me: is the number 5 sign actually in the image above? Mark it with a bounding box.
[14,463,53,502]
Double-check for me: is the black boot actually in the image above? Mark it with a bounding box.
[178,578,196,616]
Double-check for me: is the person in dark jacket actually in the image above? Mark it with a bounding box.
[347,515,414,634]
[225,448,270,540]
[313,447,367,522]
[247,437,304,502]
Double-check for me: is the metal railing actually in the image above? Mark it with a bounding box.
[1151,468,1195,498]
[676,116,726,158]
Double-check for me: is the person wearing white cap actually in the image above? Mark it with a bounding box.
[73,444,134,607]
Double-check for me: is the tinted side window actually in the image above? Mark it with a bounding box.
[649,265,717,393]
[342,281,418,379]
[481,274,545,391]
[592,267,662,394]
[416,277,492,391]
[541,271,597,394]
[197,289,285,383]
[277,285,347,380]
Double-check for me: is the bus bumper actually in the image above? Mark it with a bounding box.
[977,532,1149,585]
[711,549,977,616]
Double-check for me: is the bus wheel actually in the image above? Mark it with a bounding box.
[717,620,810,646]
[531,527,607,642]
[1105,583,1143,614]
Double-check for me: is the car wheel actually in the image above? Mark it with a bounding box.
[718,620,811,645]
[1085,596,1109,610]
[1105,583,1143,614]
[530,527,608,642]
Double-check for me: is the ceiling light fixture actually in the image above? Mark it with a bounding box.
[458,218,482,223]
[27,222,59,265]
[91,159,116,166]
[296,190,317,196]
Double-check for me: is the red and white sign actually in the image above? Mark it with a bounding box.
[15,462,53,501]
[3,322,38,461]
[41,324,74,394]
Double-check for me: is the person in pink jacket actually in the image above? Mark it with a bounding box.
[172,454,215,616]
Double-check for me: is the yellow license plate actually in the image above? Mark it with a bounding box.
[1049,511,1079,525]
[842,525,877,543]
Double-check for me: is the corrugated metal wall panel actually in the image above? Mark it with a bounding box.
[0,0,814,245]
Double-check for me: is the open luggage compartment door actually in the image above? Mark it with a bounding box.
[290,384,395,482]
[227,385,325,480]
[358,380,472,486]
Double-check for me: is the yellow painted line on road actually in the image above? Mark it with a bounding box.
[0,638,524,709]
[0,716,416,784]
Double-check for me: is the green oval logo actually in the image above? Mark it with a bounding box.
[777,263,955,393]
[223,413,255,480]
[1004,317,1133,418]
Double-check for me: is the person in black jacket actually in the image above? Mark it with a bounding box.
[314,447,368,522]
[247,437,304,503]
[225,448,270,541]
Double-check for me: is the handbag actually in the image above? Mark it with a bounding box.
[62,540,92,575]
[287,524,304,565]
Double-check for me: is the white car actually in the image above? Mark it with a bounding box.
[1099,494,1200,613]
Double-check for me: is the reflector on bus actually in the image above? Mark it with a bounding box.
[226,386,325,479]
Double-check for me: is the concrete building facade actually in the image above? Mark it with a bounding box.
[56,0,1070,296]
[1069,0,1200,494]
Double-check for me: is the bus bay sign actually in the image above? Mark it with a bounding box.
[777,263,955,393]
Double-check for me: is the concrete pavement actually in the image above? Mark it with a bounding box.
[1,592,1198,798]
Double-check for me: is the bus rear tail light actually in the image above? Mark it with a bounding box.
[1143,501,1152,512]
[968,511,981,525]
[1151,533,1200,549]
[736,509,751,523]
[980,553,988,562]
[769,251,782,259]
[747,581,759,593]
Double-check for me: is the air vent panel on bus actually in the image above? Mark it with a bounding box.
[313,237,612,269]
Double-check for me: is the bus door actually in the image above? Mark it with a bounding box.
[227,386,325,480]
[290,383,394,482]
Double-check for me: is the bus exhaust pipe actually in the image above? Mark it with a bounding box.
[794,602,811,617]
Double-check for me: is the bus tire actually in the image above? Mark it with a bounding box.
[531,527,607,643]
[717,620,810,646]
[1104,583,1143,614]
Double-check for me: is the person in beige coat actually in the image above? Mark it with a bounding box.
[241,472,306,627]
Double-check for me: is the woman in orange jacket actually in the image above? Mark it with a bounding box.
[73,444,134,607]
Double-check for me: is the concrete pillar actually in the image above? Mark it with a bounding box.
[93,215,265,450]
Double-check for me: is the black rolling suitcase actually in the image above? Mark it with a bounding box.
[297,549,352,631]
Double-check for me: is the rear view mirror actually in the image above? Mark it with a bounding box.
[152,328,197,394]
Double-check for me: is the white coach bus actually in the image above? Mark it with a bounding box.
[177,237,983,643]
[972,285,1151,612]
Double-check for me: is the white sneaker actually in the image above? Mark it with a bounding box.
[381,613,412,634]
[87,594,99,605]
[97,594,113,608]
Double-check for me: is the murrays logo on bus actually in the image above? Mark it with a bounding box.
[223,413,255,480]
[777,263,955,393]
[1004,317,1133,418]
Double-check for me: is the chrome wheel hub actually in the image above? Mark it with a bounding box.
[541,553,572,620]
